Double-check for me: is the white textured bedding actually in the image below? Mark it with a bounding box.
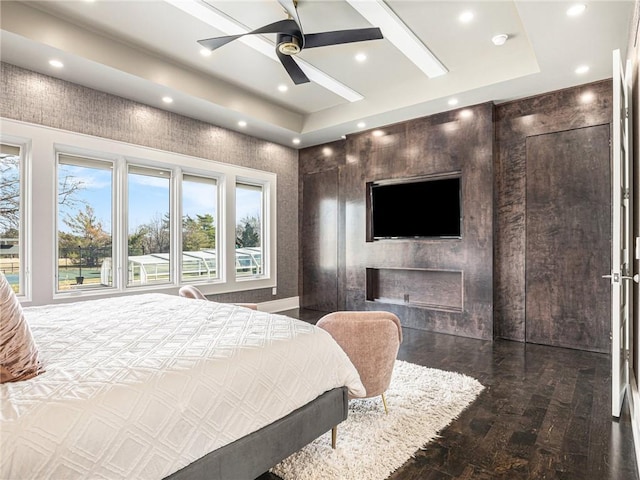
[0,294,364,479]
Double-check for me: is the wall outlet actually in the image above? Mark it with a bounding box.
[404,294,410,303]
[272,287,277,296]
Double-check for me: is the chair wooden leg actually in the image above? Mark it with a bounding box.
[331,426,337,449]
[381,392,388,414]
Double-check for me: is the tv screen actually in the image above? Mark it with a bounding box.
[369,175,462,239]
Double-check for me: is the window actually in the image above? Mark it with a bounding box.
[235,182,263,278]
[182,174,218,282]
[57,155,114,292]
[2,119,278,304]
[127,165,172,287]
[0,143,23,294]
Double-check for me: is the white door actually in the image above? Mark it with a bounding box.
[608,49,632,418]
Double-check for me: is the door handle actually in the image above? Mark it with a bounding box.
[603,273,639,283]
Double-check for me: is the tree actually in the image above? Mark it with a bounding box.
[236,215,260,248]
[129,213,170,255]
[57,173,85,211]
[58,205,110,267]
[0,154,19,235]
[182,214,216,251]
[196,214,216,247]
[182,215,208,251]
[62,205,110,247]
[127,229,148,256]
[1,153,83,235]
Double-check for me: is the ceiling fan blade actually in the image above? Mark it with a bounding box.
[304,27,383,49]
[277,50,309,85]
[198,34,242,51]
[253,19,300,37]
[198,19,299,52]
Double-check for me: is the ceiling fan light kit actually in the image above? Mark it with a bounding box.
[197,0,384,85]
[277,34,302,55]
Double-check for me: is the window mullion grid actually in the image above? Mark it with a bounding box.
[173,167,182,285]
[21,142,31,299]
[115,158,126,291]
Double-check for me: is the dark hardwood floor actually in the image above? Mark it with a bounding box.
[258,309,638,480]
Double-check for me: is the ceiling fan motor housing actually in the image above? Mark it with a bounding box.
[277,33,302,55]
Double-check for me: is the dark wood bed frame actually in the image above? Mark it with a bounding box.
[165,387,348,480]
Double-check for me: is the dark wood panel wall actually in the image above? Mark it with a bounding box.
[300,168,339,311]
[494,80,613,344]
[301,103,495,340]
[524,125,611,353]
[300,80,614,349]
[299,141,344,312]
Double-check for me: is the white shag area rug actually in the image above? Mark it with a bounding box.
[271,360,484,480]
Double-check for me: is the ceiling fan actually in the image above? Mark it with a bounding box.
[197,0,384,85]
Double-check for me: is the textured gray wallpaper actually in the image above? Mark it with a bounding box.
[0,62,299,303]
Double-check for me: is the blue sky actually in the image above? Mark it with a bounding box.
[58,165,261,234]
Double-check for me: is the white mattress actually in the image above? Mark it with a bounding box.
[0,294,364,479]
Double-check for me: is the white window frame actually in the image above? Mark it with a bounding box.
[179,171,222,285]
[0,135,31,300]
[125,162,174,289]
[55,153,117,294]
[1,119,277,306]
[235,178,270,282]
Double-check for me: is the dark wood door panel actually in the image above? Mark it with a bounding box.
[301,169,338,311]
[525,125,611,353]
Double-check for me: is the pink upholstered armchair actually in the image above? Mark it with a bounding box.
[316,311,403,414]
[178,285,207,300]
[178,285,258,310]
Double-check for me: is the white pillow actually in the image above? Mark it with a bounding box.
[0,273,43,383]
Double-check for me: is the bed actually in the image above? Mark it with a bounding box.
[0,293,364,479]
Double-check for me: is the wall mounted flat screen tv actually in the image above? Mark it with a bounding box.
[367,174,462,240]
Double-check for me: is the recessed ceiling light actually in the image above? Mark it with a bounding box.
[357,122,366,129]
[292,138,301,145]
[491,34,509,46]
[459,11,474,23]
[162,96,173,104]
[567,4,587,16]
[355,53,367,62]
[346,0,447,78]
[200,48,212,57]
[238,120,247,127]
[575,65,589,74]
[448,98,459,106]
[48,59,64,68]
[277,84,288,92]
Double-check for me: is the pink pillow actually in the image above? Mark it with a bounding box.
[0,273,44,383]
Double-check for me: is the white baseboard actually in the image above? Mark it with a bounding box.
[630,371,640,478]
[257,296,300,313]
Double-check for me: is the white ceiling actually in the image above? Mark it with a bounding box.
[0,0,634,148]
